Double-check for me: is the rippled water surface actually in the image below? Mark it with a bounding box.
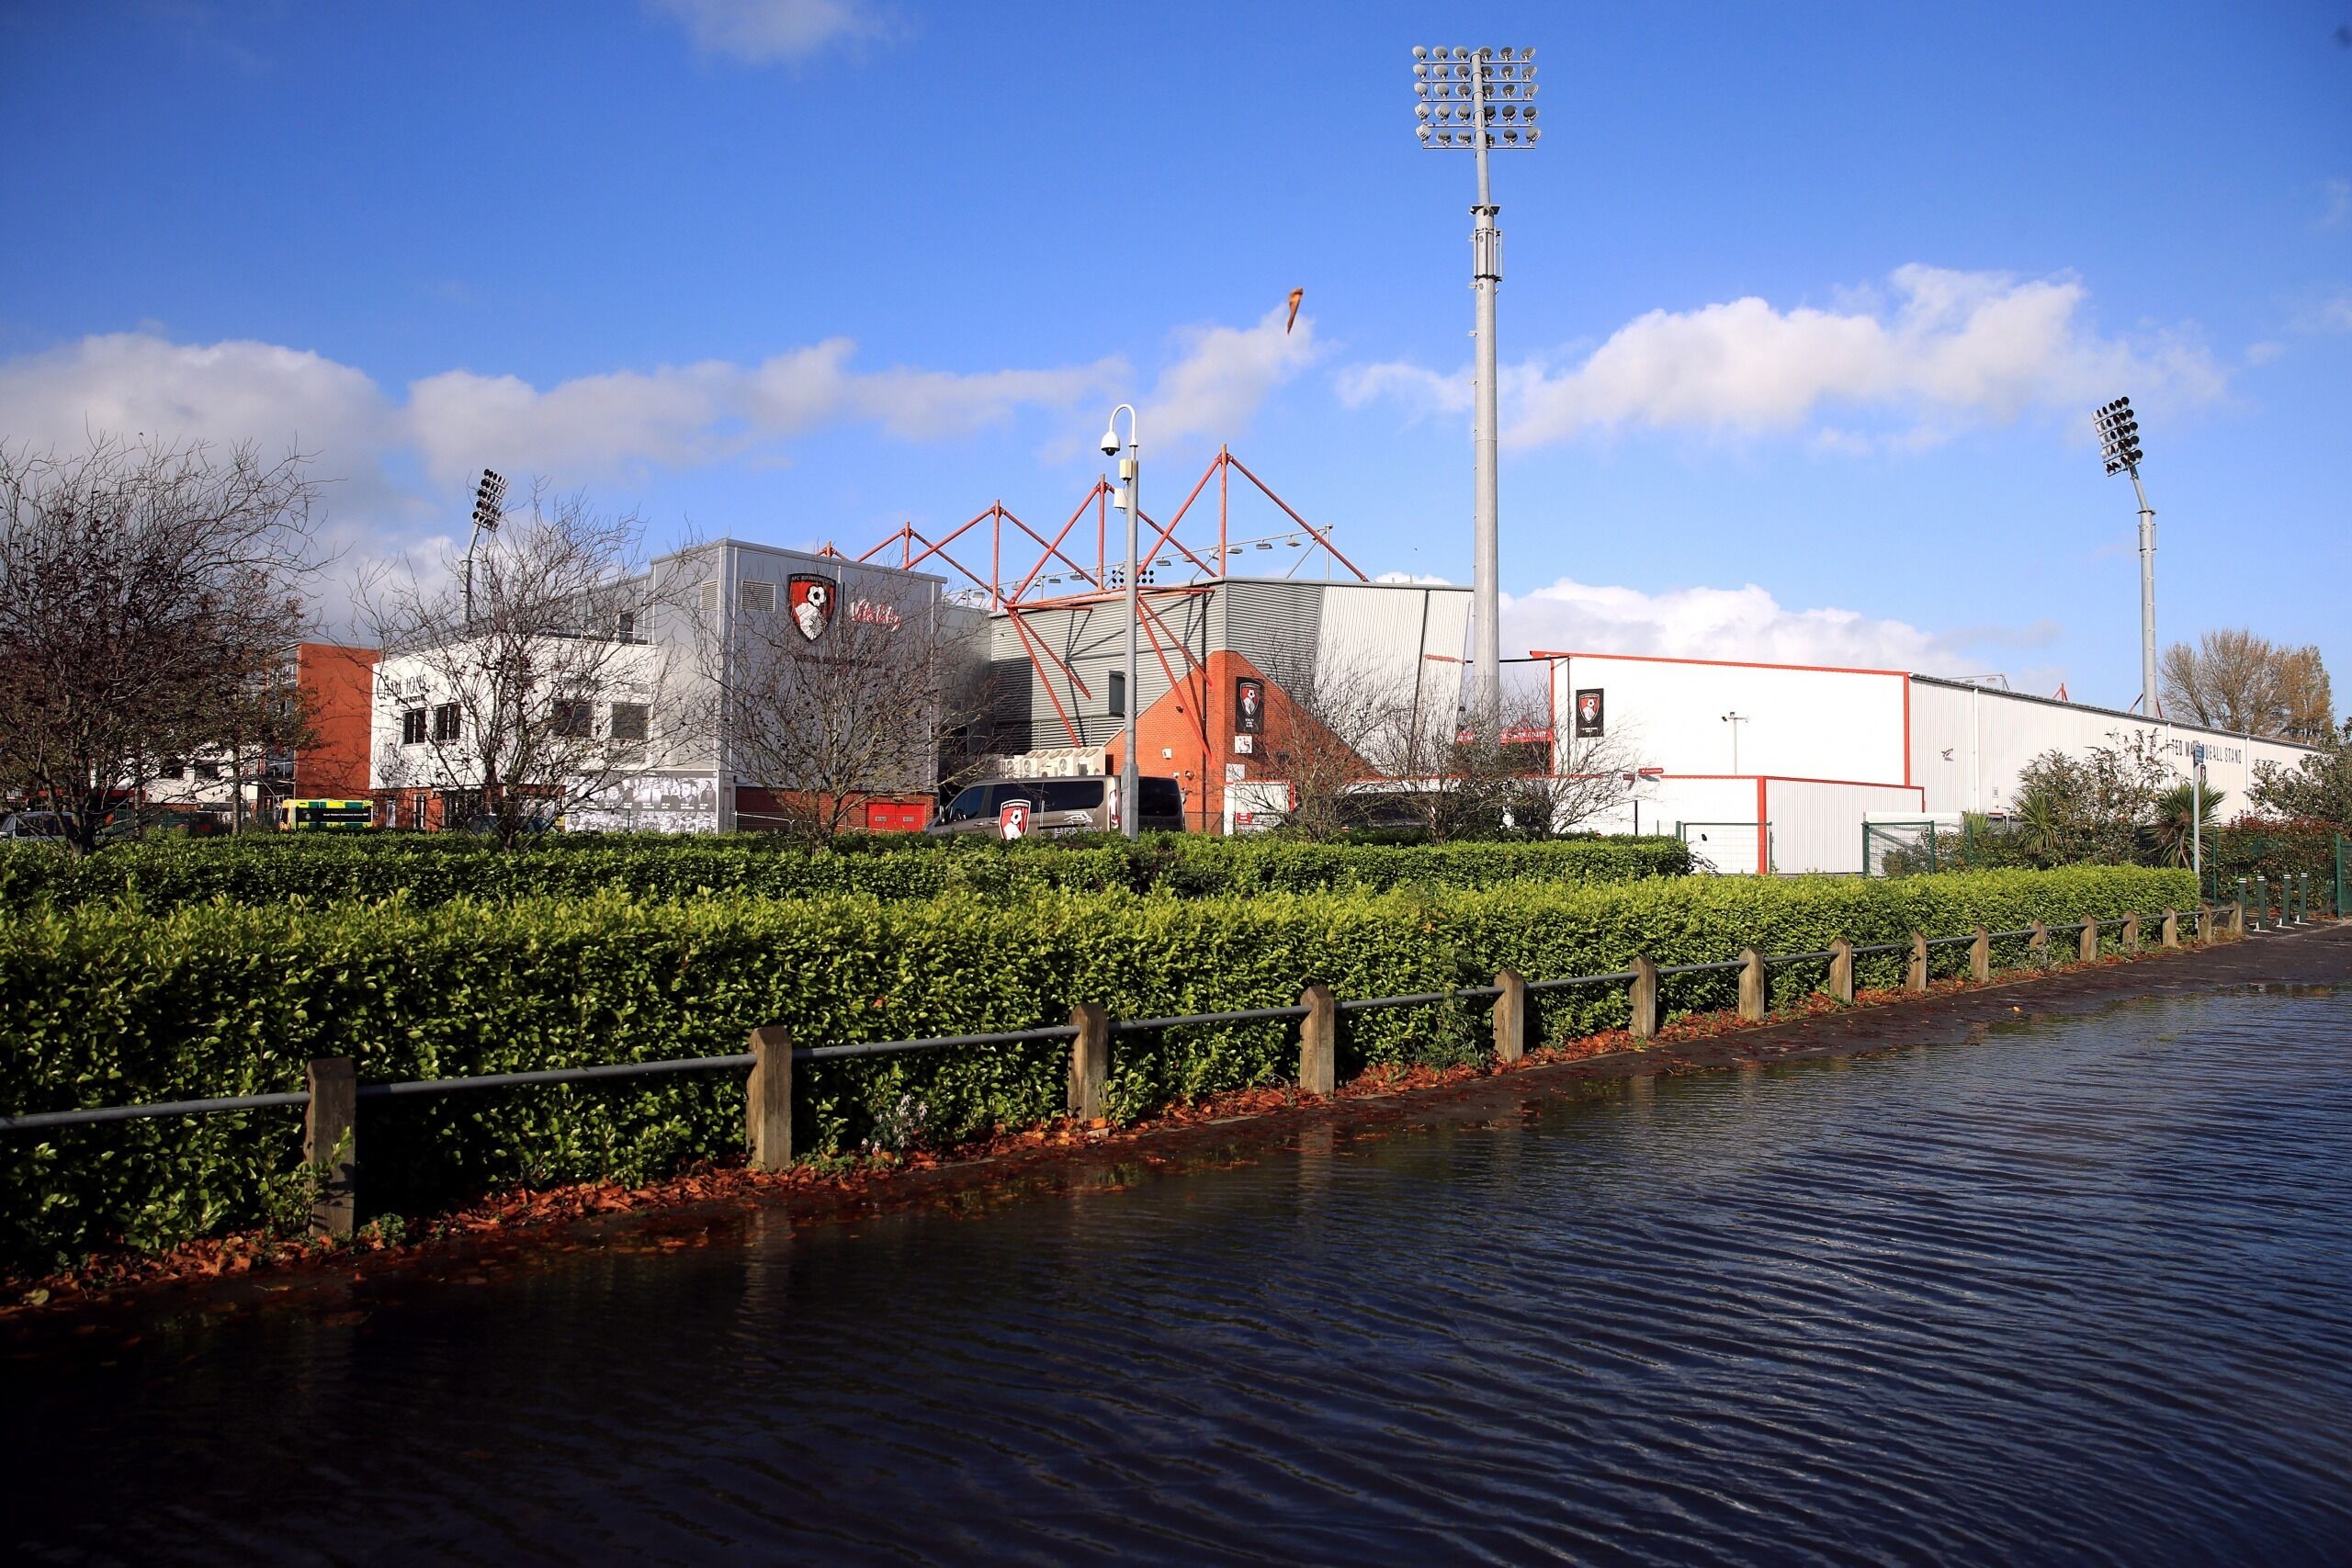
[10,990,2352,1565]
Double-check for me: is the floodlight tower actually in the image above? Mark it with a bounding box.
[463,468,506,626]
[1413,43,1538,736]
[2093,398,2155,716]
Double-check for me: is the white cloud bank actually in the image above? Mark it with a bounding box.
[1501,576,1950,671]
[1340,265,2226,448]
[647,0,889,63]
[1146,301,1321,445]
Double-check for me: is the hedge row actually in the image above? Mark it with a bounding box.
[0,831,1692,911]
[2199,820,2345,913]
[0,864,2194,1273]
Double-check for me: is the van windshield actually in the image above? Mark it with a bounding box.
[1036,781,1104,813]
[1139,779,1184,817]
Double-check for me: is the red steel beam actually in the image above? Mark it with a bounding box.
[1224,452,1370,581]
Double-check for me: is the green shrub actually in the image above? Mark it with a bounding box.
[0,864,2191,1273]
[0,830,1692,912]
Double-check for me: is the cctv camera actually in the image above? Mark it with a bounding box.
[1098,428,1121,457]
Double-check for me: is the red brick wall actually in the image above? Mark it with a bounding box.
[295,643,379,798]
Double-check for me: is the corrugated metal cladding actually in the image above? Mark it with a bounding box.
[987,591,1212,753]
[1219,581,1324,682]
[982,579,1470,758]
[1905,676,2321,817]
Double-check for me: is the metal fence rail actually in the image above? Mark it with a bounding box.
[0,897,2258,1235]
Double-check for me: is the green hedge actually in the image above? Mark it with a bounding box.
[2200,820,2345,915]
[0,831,1691,912]
[0,864,2193,1273]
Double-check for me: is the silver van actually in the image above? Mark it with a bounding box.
[927,775,1187,837]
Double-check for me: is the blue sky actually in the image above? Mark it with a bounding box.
[3,0,2347,710]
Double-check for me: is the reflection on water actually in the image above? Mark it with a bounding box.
[8,992,2352,1565]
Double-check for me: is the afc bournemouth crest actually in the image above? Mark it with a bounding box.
[1574,687,1605,739]
[1234,676,1266,735]
[787,574,836,643]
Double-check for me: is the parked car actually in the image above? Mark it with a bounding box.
[927,775,1187,837]
[0,810,75,841]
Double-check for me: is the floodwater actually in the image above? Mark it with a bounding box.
[8,989,2352,1566]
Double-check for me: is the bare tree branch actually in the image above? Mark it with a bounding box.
[357,486,691,848]
[0,434,323,852]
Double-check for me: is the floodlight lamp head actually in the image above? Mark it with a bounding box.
[1412,45,1427,59]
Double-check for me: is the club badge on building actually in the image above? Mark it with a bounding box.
[1234,676,1265,735]
[786,575,836,643]
[1574,687,1605,739]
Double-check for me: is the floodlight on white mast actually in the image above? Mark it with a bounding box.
[2094,396,2157,716]
[464,468,506,626]
[1412,45,1538,737]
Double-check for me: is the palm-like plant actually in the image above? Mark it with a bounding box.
[2011,784,2072,867]
[2146,782,2223,867]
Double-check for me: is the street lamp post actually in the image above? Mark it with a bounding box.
[1413,44,1538,737]
[463,468,507,626]
[2094,397,2155,716]
[1721,711,1747,774]
[1099,406,1141,840]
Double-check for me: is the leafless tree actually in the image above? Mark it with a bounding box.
[0,436,323,853]
[358,487,689,848]
[1255,653,1397,840]
[2161,628,2335,742]
[704,581,991,845]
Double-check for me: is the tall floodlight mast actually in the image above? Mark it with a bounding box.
[2094,397,2155,716]
[1413,43,1538,736]
[463,468,506,626]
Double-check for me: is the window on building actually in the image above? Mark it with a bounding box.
[194,761,220,781]
[610,703,650,743]
[698,581,719,614]
[741,580,776,615]
[553,699,594,739]
[1107,671,1126,718]
[432,703,461,742]
[616,611,637,642]
[401,708,426,746]
[159,759,186,780]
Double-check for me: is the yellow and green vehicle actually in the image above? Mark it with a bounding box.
[277,798,377,831]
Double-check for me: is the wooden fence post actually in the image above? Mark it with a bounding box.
[746,1025,793,1172]
[2029,920,2050,968]
[1492,969,1528,1065]
[1970,926,1991,983]
[304,1056,356,1240]
[2162,909,2179,948]
[1628,955,1660,1041]
[1907,932,1928,993]
[1737,947,1767,1021]
[2230,899,2245,939]
[1827,937,1854,1005]
[1298,984,1338,1095]
[2122,912,2140,954]
[2078,919,2099,964]
[1069,1003,1111,1122]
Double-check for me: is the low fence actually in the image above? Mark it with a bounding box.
[0,901,2281,1239]
[2219,871,2330,931]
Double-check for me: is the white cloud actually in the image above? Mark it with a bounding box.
[1501,575,1958,672]
[1143,301,1321,446]
[0,332,386,462]
[1340,265,2226,449]
[647,0,888,63]
[2322,177,2351,231]
[401,344,1122,486]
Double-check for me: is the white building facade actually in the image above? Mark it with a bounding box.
[1544,650,2319,874]
[369,540,962,832]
